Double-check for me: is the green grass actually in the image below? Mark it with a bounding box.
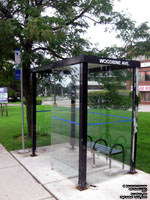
[36,105,51,147]
[0,105,30,150]
[137,112,150,173]
[0,105,149,173]
[52,107,132,165]
[51,107,150,173]
[0,105,51,151]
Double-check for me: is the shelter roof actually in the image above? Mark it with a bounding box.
[32,55,140,73]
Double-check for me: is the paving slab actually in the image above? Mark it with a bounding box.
[138,104,150,112]
[45,170,150,200]
[0,145,19,169]
[38,198,56,200]
[0,144,55,200]
[11,145,150,200]
[11,146,76,184]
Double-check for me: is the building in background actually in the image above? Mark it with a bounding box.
[139,59,150,104]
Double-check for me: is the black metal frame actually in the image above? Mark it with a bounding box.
[32,55,140,73]
[78,62,88,189]
[70,78,76,150]
[130,67,139,173]
[31,54,140,190]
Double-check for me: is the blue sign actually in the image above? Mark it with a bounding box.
[0,87,8,103]
[15,69,21,80]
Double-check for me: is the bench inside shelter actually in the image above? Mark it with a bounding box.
[87,135,125,175]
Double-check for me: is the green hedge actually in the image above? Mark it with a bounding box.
[88,90,133,110]
[23,99,42,105]
[36,99,42,105]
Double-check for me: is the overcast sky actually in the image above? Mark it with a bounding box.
[86,0,150,49]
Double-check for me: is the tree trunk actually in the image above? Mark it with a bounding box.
[23,64,33,138]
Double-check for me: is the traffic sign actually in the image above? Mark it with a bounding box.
[15,69,21,80]
[14,49,21,65]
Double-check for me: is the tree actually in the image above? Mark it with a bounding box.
[124,23,150,59]
[0,0,135,137]
[101,20,150,59]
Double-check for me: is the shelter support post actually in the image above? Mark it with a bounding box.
[70,83,76,150]
[130,67,139,173]
[31,72,37,156]
[78,62,88,190]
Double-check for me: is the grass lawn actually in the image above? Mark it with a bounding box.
[0,105,30,150]
[136,112,150,173]
[0,105,51,151]
[0,105,149,173]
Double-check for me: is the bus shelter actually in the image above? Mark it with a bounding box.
[31,55,140,190]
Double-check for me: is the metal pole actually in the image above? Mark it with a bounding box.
[130,67,139,173]
[32,72,37,156]
[18,64,29,153]
[21,67,25,149]
[78,62,88,190]
[70,83,76,150]
[53,79,57,106]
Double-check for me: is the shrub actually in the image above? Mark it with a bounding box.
[129,91,142,105]
[23,99,42,105]
[36,99,42,105]
[88,91,107,109]
[88,90,132,110]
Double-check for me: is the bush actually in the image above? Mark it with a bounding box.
[88,91,107,109]
[138,92,141,104]
[129,91,142,105]
[23,99,42,105]
[36,99,42,105]
[88,90,132,110]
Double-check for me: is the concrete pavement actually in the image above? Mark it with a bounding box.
[0,144,56,200]
[138,104,150,112]
[0,143,150,200]
[11,145,150,200]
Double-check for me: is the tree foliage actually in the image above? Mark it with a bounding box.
[0,0,138,137]
[102,20,150,59]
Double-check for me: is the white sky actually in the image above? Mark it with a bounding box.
[86,0,150,49]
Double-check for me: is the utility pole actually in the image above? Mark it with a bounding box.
[15,49,29,154]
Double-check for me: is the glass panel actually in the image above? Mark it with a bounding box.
[87,66,132,185]
[50,64,80,184]
[36,73,51,147]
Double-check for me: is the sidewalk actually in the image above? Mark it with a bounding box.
[138,104,150,112]
[11,145,150,200]
[0,144,56,200]
[1,144,150,200]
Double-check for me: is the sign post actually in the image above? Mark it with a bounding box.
[0,87,8,117]
[15,49,28,154]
